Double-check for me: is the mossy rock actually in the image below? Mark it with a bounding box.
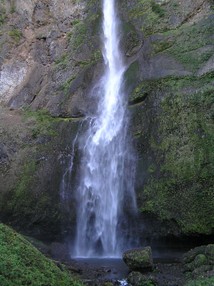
[205,244,214,263]
[184,254,208,272]
[0,223,83,286]
[183,245,207,264]
[136,72,214,236]
[123,247,153,271]
[183,244,214,283]
[185,276,214,286]
[0,110,80,241]
[194,254,208,268]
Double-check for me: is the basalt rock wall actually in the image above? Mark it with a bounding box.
[0,0,213,241]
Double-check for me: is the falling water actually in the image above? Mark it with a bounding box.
[74,0,137,257]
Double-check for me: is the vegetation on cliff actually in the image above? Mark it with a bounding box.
[125,0,214,237]
[0,0,213,285]
[0,223,82,286]
[0,0,213,243]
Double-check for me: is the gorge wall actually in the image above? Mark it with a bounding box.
[0,0,213,242]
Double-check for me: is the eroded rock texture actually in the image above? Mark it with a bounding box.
[0,0,213,242]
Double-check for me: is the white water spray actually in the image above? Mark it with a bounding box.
[74,0,137,257]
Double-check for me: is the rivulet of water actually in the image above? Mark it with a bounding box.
[74,0,137,257]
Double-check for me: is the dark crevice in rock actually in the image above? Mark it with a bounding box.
[53,114,85,120]
[30,94,38,104]
[129,92,149,106]
[178,0,207,28]
[67,115,85,120]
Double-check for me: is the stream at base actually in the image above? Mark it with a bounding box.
[71,248,186,285]
[74,258,129,281]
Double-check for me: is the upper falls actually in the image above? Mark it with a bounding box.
[74,0,137,257]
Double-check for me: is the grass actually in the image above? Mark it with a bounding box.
[0,224,83,286]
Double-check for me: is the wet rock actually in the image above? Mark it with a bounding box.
[123,247,153,272]
[8,63,45,109]
[0,144,9,164]
[127,271,156,286]
[197,53,214,76]
[205,244,214,264]
[102,282,114,286]
[183,244,214,280]
[139,53,192,80]
[0,61,29,105]
[50,242,70,261]
[183,245,214,266]
[192,264,213,276]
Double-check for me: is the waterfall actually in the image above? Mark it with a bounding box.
[74,0,137,258]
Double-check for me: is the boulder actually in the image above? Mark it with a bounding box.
[123,247,153,272]
[183,244,214,278]
[205,244,214,264]
[183,244,214,267]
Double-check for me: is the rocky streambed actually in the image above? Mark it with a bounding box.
[44,243,214,286]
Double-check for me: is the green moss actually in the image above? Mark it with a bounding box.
[151,36,174,54]
[8,29,22,43]
[1,124,60,228]
[141,281,155,286]
[14,161,36,199]
[70,18,81,26]
[10,1,16,13]
[159,17,214,72]
[129,78,154,104]
[124,247,152,270]
[185,276,214,286]
[69,21,87,50]
[194,254,208,268]
[127,0,168,36]
[125,61,140,93]
[23,109,59,138]
[92,49,102,62]
[148,164,156,174]
[87,10,102,34]
[151,1,165,17]
[0,6,6,26]
[66,0,102,71]
[55,53,69,70]
[123,22,141,57]
[149,15,214,73]
[58,49,101,95]
[138,74,214,234]
[6,161,37,217]
[60,76,75,95]
[0,224,83,286]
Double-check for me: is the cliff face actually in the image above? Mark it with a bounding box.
[0,0,213,240]
[122,0,214,238]
[0,0,87,115]
[0,0,89,239]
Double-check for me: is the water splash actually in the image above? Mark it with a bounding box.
[74,0,137,257]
